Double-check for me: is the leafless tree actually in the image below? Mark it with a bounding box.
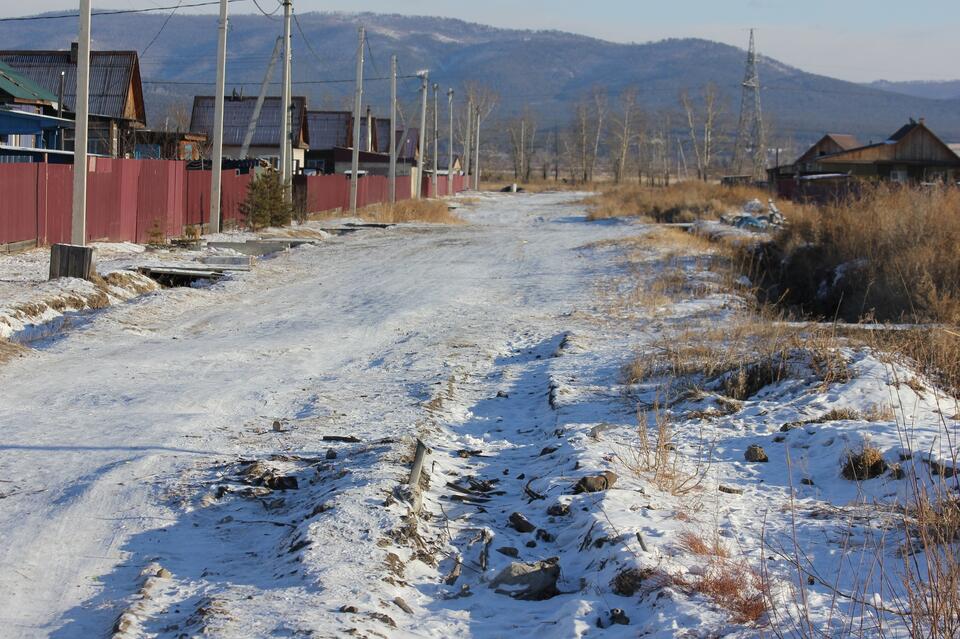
[680,83,724,181]
[589,87,608,182]
[611,87,640,183]
[160,102,191,133]
[507,108,538,183]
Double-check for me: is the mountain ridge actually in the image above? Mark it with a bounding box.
[3,10,960,146]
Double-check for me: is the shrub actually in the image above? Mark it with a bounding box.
[751,184,960,324]
[240,171,292,230]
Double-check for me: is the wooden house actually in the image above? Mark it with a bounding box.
[793,119,960,183]
[0,44,146,157]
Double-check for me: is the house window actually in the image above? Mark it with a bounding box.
[890,169,908,183]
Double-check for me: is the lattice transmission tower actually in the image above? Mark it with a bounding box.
[732,29,766,179]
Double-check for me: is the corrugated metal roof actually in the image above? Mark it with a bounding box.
[306,111,351,150]
[191,95,308,149]
[0,61,59,104]
[0,50,143,123]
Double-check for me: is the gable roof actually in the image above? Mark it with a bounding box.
[825,133,860,150]
[0,49,145,124]
[190,95,308,150]
[0,61,59,105]
[807,119,960,166]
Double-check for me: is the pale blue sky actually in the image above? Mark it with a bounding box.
[8,1,960,81]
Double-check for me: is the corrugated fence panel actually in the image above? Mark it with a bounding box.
[185,169,211,228]
[0,163,38,246]
[395,175,411,201]
[40,163,73,245]
[221,171,251,225]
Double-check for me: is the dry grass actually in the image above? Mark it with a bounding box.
[583,181,783,222]
[624,316,850,402]
[0,338,27,364]
[841,442,888,481]
[362,200,464,224]
[619,400,711,495]
[678,531,730,558]
[754,185,960,325]
[480,179,593,193]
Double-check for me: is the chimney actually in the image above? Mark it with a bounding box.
[70,42,78,64]
[919,117,926,125]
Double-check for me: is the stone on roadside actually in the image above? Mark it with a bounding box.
[745,444,769,463]
[489,557,560,600]
[573,471,617,494]
[509,512,536,533]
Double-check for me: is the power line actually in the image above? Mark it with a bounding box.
[140,0,183,58]
[292,11,323,67]
[143,74,419,86]
[0,0,248,22]
[251,0,280,18]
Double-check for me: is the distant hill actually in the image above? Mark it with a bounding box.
[866,79,960,102]
[4,11,960,148]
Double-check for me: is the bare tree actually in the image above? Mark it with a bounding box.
[507,108,538,183]
[611,87,639,183]
[680,83,724,181]
[589,87,608,182]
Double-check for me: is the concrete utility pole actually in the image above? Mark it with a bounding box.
[463,97,472,178]
[389,54,397,203]
[70,0,92,246]
[431,83,439,197]
[241,36,282,159]
[520,119,525,182]
[473,104,481,191]
[279,0,293,201]
[415,71,428,199]
[208,0,229,233]
[447,88,454,195]
[349,26,365,215]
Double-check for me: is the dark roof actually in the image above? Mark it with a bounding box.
[0,49,144,123]
[888,120,920,142]
[0,61,59,104]
[397,127,418,160]
[190,95,308,149]
[374,118,392,153]
[305,111,351,149]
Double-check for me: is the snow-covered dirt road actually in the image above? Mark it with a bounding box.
[0,193,639,637]
[1,192,955,639]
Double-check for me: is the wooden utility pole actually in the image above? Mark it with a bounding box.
[389,55,397,203]
[279,0,293,201]
[431,83,439,197]
[70,0,92,247]
[447,88,454,195]
[349,26,365,215]
[415,71,428,198]
[473,105,481,191]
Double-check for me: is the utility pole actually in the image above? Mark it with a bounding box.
[447,88,454,195]
[240,36,282,158]
[432,83,439,197]
[349,26,365,215]
[553,126,559,181]
[519,119,525,182]
[279,0,293,201]
[463,97,472,179]
[415,71,428,198]
[70,0,92,247]
[389,54,397,203]
[208,0,229,234]
[473,104,481,191]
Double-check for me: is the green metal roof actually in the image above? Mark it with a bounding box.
[0,60,58,104]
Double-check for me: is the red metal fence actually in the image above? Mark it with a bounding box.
[1,160,470,249]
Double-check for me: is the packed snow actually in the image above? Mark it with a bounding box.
[0,192,955,638]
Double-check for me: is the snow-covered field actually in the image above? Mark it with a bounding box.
[0,192,956,638]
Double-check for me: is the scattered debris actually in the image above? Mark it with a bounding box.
[489,558,561,600]
[573,471,617,494]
